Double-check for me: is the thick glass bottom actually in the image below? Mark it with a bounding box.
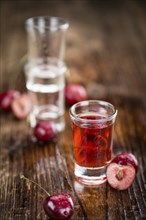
[74,163,107,185]
[29,105,65,132]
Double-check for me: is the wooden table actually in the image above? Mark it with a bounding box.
[1,1,146,219]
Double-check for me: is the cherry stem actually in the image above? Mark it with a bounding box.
[20,175,50,196]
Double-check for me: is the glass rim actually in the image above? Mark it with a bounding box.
[70,100,118,124]
[25,16,69,31]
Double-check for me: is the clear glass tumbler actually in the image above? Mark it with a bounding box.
[25,16,69,132]
[70,100,117,185]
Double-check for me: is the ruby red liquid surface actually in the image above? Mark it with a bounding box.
[72,114,113,168]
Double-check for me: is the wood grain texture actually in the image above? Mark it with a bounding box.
[0,0,146,219]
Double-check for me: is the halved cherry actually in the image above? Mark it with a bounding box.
[11,93,31,119]
[106,162,136,190]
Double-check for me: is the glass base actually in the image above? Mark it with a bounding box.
[74,163,107,185]
[28,106,65,132]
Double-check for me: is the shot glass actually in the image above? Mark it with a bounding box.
[25,16,69,132]
[70,100,117,185]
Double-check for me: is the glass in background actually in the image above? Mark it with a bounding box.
[25,16,69,132]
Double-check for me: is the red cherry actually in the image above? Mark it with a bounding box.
[106,162,136,190]
[21,175,74,220]
[43,193,74,219]
[65,84,87,105]
[0,90,20,111]
[11,93,31,119]
[112,152,138,173]
[34,120,57,141]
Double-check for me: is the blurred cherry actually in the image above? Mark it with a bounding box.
[34,120,57,141]
[65,84,87,105]
[0,90,20,111]
[11,93,31,119]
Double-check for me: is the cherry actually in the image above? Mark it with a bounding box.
[106,152,138,190]
[43,193,74,220]
[21,175,74,220]
[34,120,57,141]
[0,90,20,111]
[11,93,31,119]
[106,162,136,190]
[112,152,138,173]
[65,84,87,105]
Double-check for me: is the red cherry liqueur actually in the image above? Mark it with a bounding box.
[72,114,113,168]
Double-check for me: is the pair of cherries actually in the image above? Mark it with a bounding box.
[106,152,138,190]
[0,90,31,119]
